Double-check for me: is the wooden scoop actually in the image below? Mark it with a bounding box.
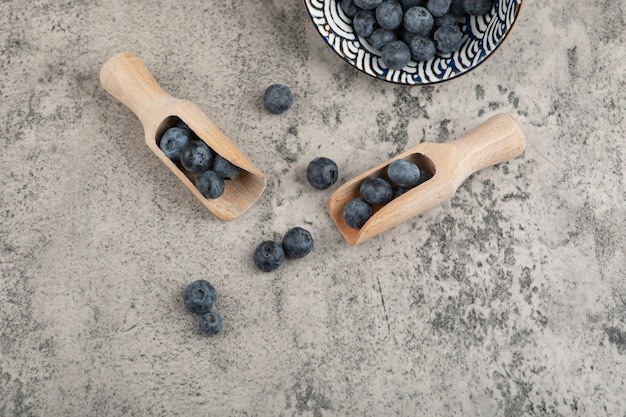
[329,113,526,245]
[99,52,266,220]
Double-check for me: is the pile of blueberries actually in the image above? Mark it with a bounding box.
[159,120,241,199]
[183,279,223,336]
[340,0,494,69]
[343,159,433,228]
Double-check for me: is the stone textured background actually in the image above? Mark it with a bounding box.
[1,1,625,416]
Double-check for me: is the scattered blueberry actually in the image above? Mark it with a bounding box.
[376,0,404,30]
[426,0,451,17]
[211,154,241,180]
[282,227,314,259]
[199,311,223,336]
[353,0,383,10]
[403,6,434,35]
[462,0,492,15]
[340,0,362,17]
[180,139,213,173]
[307,157,339,189]
[343,198,374,229]
[160,126,192,161]
[353,9,378,37]
[387,159,421,188]
[407,34,436,61]
[369,28,398,50]
[381,40,411,70]
[253,240,285,272]
[196,170,225,199]
[263,84,293,114]
[360,177,393,205]
[183,280,217,315]
[433,24,463,54]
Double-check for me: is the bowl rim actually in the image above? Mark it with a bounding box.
[303,0,524,85]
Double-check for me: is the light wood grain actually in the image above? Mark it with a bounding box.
[329,113,526,245]
[99,52,266,220]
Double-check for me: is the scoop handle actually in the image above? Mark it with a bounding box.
[99,52,172,129]
[454,113,526,179]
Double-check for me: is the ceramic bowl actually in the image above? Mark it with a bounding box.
[303,0,523,85]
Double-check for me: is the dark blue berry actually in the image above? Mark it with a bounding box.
[180,140,213,173]
[253,240,285,272]
[160,127,192,161]
[360,177,393,205]
[368,28,398,50]
[340,0,362,18]
[426,0,451,17]
[343,198,373,229]
[462,0,492,15]
[387,159,421,187]
[376,0,404,30]
[417,169,434,185]
[196,170,225,199]
[263,84,293,114]
[199,312,223,335]
[434,24,463,54]
[407,34,436,61]
[354,0,384,10]
[183,280,217,315]
[211,154,241,179]
[306,157,339,189]
[434,13,457,27]
[392,185,409,199]
[403,6,434,35]
[353,10,378,37]
[282,227,314,259]
[381,40,411,70]
[399,0,425,10]
[449,0,466,16]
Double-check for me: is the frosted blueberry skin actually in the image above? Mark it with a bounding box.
[263,84,293,114]
[426,0,451,17]
[462,0,492,15]
[340,0,361,17]
[159,126,191,161]
[183,280,217,315]
[353,10,378,37]
[399,0,425,10]
[282,227,314,259]
[381,40,411,70]
[369,28,398,51]
[353,0,383,10]
[360,177,393,206]
[306,157,339,189]
[407,34,436,61]
[180,139,214,173]
[343,198,374,229]
[403,6,434,35]
[434,24,463,54]
[376,0,404,30]
[211,154,241,180]
[387,159,421,188]
[199,312,223,336]
[253,241,285,272]
[449,0,466,16]
[195,170,225,199]
[434,13,457,28]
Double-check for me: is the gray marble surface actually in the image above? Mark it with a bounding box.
[1,1,625,416]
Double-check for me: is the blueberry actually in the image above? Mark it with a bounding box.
[381,40,411,70]
[462,0,492,15]
[340,0,362,18]
[282,227,314,259]
[253,240,285,272]
[354,0,383,10]
[376,0,403,30]
[368,28,398,51]
[387,159,421,187]
[211,154,241,180]
[426,0,451,17]
[416,169,434,184]
[160,127,192,161]
[406,34,436,61]
[199,311,223,336]
[306,157,339,189]
[403,6,434,35]
[180,139,213,173]
[360,177,393,205]
[196,170,225,199]
[392,185,409,199]
[433,24,463,54]
[263,84,293,114]
[449,0,466,16]
[434,13,457,28]
[399,0,425,10]
[343,198,373,229]
[183,280,217,315]
[353,10,378,37]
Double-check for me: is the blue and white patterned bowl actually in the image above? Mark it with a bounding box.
[303,0,523,85]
